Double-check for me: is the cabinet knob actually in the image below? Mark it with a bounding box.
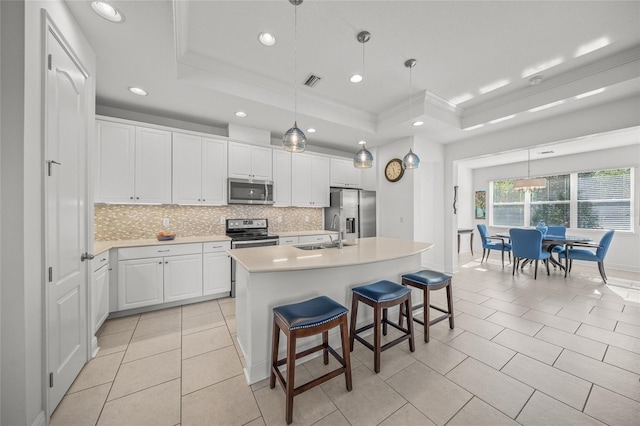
[136,197,140,200]
[165,261,168,264]
[130,196,134,200]
[158,261,162,264]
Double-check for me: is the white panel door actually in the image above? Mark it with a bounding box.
[291,153,313,206]
[250,145,273,180]
[172,132,203,204]
[45,28,89,414]
[95,121,135,203]
[272,150,292,206]
[118,258,164,310]
[203,252,231,295]
[311,156,330,207]
[201,138,227,205]
[135,127,172,204]
[164,254,203,302]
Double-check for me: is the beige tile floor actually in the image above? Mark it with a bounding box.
[51,254,640,426]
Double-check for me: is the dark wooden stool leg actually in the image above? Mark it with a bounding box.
[405,296,415,352]
[322,330,329,364]
[339,317,353,391]
[382,308,388,336]
[270,317,280,389]
[424,286,431,342]
[285,332,296,425]
[446,281,454,329]
[349,295,359,351]
[373,304,382,373]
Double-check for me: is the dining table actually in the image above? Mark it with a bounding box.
[495,231,593,270]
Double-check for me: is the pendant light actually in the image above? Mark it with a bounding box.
[403,59,420,169]
[513,149,546,191]
[353,31,373,169]
[282,0,307,153]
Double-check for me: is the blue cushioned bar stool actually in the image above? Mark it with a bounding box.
[270,296,352,425]
[350,280,415,373]
[400,270,454,343]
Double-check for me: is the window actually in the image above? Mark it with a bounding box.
[490,168,633,231]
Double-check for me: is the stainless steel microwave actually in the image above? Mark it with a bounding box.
[228,178,274,205]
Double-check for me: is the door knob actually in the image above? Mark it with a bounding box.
[80,253,95,262]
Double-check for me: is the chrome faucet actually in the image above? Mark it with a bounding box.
[330,213,344,249]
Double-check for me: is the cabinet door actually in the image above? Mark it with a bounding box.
[118,258,164,310]
[164,254,203,302]
[272,150,291,206]
[92,265,110,334]
[311,156,330,207]
[346,162,362,188]
[250,146,273,180]
[203,252,231,295]
[201,138,227,205]
[228,142,253,179]
[330,158,348,187]
[95,120,135,203]
[135,127,172,204]
[172,132,203,204]
[291,153,313,206]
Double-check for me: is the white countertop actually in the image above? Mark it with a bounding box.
[228,237,433,273]
[94,235,230,255]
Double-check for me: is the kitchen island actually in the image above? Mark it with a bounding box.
[228,237,433,384]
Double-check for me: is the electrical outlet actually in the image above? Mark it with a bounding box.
[305,216,310,223]
[162,218,170,227]
[220,216,225,225]
[277,216,282,223]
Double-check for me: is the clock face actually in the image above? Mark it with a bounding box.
[385,159,404,182]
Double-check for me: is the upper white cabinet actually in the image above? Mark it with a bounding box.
[272,150,292,206]
[172,132,227,205]
[228,142,273,180]
[330,158,362,188]
[291,153,330,207]
[95,120,171,204]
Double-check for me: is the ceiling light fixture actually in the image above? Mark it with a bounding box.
[91,1,123,22]
[350,74,363,83]
[282,0,306,153]
[306,128,316,133]
[513,149,546,191]
[529,75,544,85]
[258,32,276,47]
[235,111,247,118]
[353,31,373,169]
[412,121,424,127]
[402,59,420,170]
[128,87,148,96]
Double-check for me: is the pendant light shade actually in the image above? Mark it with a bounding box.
[354,141,373,168]
[403,59,420,169]
[283,0,306,152]
[513,149,546,191]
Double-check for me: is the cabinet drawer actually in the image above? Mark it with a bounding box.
[298,234,334,244]
[279,237,299,245]
[92,251,110,272]
[203,241,231,253]
[118,243,202,260]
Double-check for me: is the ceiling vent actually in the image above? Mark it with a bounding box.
[304,74,322,88]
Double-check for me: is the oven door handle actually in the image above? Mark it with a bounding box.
[232,239,278,246]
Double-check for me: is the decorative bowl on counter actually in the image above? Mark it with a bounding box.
[157,232,176,241]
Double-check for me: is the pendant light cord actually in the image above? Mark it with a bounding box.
[294,3,298,122]
[409,64,413,143]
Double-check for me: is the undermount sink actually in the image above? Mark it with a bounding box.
[294,242,357,250]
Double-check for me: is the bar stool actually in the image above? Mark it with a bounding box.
[350,280,415,373]
[399,270,454,343]
[270,296,352,425]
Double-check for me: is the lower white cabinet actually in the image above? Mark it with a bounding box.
[118,257,165,310]
[91,252,110,334]
[203,241,231,295]
[163,254,203,302]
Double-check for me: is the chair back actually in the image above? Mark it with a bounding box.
[546,226,566,238]
[477,224,490,247]
[596,230,615,260]
[509,228,544,260]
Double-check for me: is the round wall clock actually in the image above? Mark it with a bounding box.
[384,158,404,182]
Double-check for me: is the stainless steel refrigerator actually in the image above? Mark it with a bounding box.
[324,188,376,238]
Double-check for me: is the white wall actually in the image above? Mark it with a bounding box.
[472,144,640,272]
[442,95,640,273]
[1,1,95,424]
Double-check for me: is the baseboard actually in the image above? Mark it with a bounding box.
[32,410,46,426]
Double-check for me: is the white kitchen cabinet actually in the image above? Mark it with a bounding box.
[163,254,203,302]
[203,241,231,296]
[118,257,164,310]
[278,236,299,245]
[95,120,171,204]
[272,150,292,206]
[228,142,273,180]
[298,234,338,244]
[95,120,135,203]
[172,132,227,205]
[291,153,330,207]
[330,158,362,188]
[91,252,110,334]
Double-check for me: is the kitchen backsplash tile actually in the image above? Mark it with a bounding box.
[94,205,323,240]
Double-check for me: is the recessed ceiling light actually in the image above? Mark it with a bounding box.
[412,121,424,127]
[358,140,366,145]
[575,88,605,99]
[306,128,316,133]
[489,114,515,124]
[463,124,484,131]
[258,32,276,47]
[350,74,363,83]
[235,111,247,118]
[91,1,123,22]
[128,87,148,96]
[479,79,510,94]
[528,100,565,112]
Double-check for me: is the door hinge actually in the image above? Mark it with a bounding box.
[48,267,53,283]
[47,160,61,176]
[49,372,53,388]
[48,54,52,70]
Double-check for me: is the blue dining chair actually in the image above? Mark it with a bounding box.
[559,230,615,283]
[509,228,550,279]
[546,225,567,263]
[477,224,511,267]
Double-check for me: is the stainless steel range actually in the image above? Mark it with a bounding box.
[226,219,279,296]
